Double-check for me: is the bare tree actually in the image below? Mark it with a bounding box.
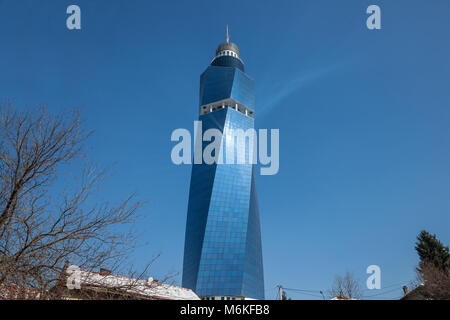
[328,271,362,299]
[408,262,450,300]
[0,103,158,299]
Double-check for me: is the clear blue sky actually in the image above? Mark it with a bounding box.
[1,0,449,300]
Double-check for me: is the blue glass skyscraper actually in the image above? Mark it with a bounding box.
[182,34,264,300]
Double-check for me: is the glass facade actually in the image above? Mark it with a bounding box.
[182,41,264,300]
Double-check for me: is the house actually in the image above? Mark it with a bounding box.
[400,284,430,300]
[54,267,200,300]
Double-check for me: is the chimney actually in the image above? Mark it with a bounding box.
[402,286,408,295]
[99,268,112,276]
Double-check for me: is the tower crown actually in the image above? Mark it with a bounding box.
[211,27,244,71]
[215,42,240,58]
[214,26,241,59]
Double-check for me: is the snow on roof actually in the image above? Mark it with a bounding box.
[73,268,200,300]
[330,292,358,300]
[0,283,40,300]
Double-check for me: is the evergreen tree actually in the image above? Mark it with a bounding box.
[415,230,450,273]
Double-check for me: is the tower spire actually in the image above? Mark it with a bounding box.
[226,25,230,43]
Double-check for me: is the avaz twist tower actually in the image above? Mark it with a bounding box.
[182,29,264,300]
